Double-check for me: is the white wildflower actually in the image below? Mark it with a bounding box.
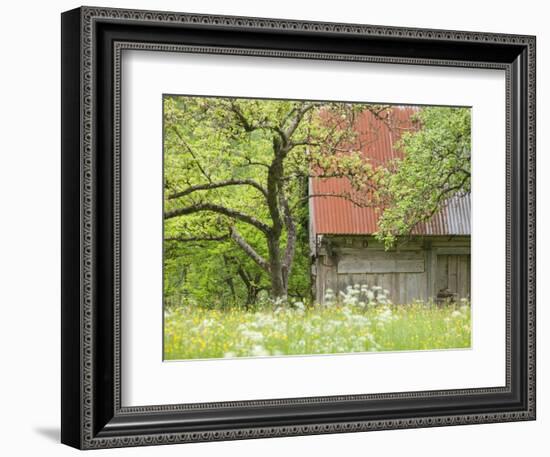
[343,296,358,306]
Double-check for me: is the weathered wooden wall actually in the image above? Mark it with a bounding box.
[313,235,470,304]
[435,254,470,300]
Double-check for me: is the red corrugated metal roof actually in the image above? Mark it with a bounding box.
[311,106,470,236]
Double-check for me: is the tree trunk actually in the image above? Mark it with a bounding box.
[267,236,287,299]
[270,267,286,299]
[265,141,290,300]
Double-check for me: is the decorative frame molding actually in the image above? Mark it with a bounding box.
[61,6,536,449]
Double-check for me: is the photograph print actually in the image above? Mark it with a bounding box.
[163,96,472,361]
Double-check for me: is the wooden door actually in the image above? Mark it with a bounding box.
[435,254,470,299]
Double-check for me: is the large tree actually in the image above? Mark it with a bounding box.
[163,97,383,300]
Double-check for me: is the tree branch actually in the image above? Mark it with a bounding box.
[407,178,471,234]
[229,226,270,272]
[164,203,271,234]
[284,103,317,140]
[239,156,270,169]
[236,265,252,289]
[168,179,268,200]
[295,191,378,211]
[164,235,229,243]
[229,101,283,138]
[229,102,255,132]
[171,126,212,183]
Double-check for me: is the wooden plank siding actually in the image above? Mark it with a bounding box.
[314,235,470,304]
[435,254,470,299]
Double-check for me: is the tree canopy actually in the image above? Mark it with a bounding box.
[163,96,385,304]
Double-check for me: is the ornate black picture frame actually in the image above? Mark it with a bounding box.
[61,6,536,449]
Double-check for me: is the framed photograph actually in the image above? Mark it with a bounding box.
[61,6,536,449]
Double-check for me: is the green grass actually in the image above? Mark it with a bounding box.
[164,303,471,360]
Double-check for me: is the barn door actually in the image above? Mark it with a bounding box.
[435,254,471,299]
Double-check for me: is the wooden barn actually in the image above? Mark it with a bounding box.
[309,107,471,305]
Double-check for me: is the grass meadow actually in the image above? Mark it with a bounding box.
[164,302,471,360]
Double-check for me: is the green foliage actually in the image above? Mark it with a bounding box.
[163,96,384,305]
[375,106,471,249]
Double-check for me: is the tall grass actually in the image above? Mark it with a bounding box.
[164,302,471,360]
